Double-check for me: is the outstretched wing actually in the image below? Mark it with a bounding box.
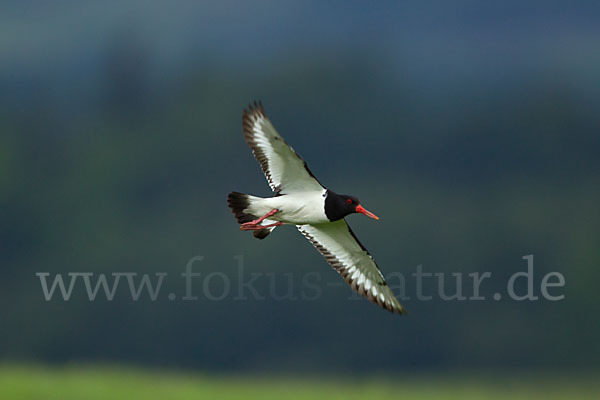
[297,220,406,315]
[242,101,324,194]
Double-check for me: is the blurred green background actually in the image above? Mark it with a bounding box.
[1,0,599,398]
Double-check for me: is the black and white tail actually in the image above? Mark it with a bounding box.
[227,192,275,239]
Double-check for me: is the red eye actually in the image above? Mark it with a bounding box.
[346,198,352,204]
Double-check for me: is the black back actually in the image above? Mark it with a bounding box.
[324,190,360,221]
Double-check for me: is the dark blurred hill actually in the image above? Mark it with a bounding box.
[1,1,599,372]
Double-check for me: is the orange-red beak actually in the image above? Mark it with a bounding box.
[355,205,379,220]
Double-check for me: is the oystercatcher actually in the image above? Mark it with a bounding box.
[227,101,406,315]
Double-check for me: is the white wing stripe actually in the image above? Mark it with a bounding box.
[242,102,324,194]
[297,220,406,315]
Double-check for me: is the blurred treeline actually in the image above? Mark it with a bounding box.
[0,1,599,372]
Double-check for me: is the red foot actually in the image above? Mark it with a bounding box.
[240,209,280,231]
[240,221,282,231]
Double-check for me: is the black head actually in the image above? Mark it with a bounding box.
[324,190,379,222]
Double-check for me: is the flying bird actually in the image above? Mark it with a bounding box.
[227,101,406,315]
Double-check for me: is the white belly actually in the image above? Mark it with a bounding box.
[249,190,329,225]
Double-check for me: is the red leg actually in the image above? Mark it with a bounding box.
[250,209,279,224]
[240,221,282,231]
[240,209,280,230]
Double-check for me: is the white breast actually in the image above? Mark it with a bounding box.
[259,190,328,225]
